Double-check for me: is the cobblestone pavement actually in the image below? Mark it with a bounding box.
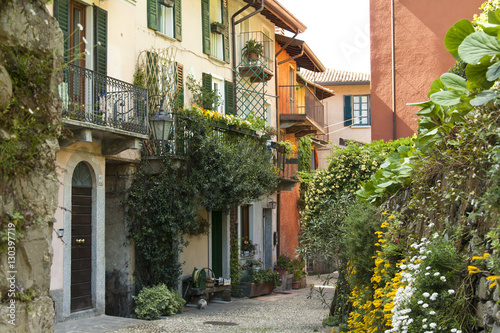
[113,274,337,333]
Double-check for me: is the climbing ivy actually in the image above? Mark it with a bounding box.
[298,135,312,172]
[0,46,61,180]
[127,106,279,288]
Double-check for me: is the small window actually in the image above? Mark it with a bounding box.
[344,94,371,127]
[158,3,174,37]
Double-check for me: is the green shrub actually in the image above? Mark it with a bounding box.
[342,200,380,288]
[133,284,185,320]
[276,254,292,271]
[253,268,282,287]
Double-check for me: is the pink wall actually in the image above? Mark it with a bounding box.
[370,0,483,141]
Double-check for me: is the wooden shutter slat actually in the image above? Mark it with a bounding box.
[174,0,182,41]
[344,95,352,127]
[201,0,210,55]
[225,80,234,115]
[93,6,107,76]
[222,0,229,63]
[54,0,70,62]
[147,0,159,31]
[176,62,184,110]
[202,73,212,110]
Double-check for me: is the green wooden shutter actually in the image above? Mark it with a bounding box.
[175,62,184,110]
[147,0,159,31]
[222,0,230,62]
[225,80,234,115]
[94,6,107,75]
[202,72,212,110]
[344,95,352,126]
[367,95,371,125]
[174,0,182,41]
[54,0,70,62]
[201,0,210,55]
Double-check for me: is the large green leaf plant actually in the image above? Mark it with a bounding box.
[358,10,500,204]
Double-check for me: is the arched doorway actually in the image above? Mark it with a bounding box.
[71,162,93,312]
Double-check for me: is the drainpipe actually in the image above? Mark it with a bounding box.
[391,0,396,140]
[277,44,304,66]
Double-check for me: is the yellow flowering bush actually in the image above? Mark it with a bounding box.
[347,215,403,333]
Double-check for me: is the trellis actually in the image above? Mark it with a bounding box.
[136,47,179,116]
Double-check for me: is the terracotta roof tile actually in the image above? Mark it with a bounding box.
[300,68,370,84]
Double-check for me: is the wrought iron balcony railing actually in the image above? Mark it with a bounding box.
[275,147,299,180]
[238,31,274,71]
[61,64,148,135]
[278,84,326,129]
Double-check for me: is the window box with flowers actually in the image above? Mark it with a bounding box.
[210,22,226,35]
[241,237,256,256]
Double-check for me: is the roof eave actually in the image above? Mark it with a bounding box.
[243,0,307,33]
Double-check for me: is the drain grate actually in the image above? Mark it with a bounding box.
[275,291,292,294]
[204,321,239,326]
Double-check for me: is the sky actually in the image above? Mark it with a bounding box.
[279,0,371,74]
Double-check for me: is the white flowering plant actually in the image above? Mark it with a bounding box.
[386,235,474,333]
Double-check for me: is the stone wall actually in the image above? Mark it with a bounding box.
[0,0,63,331]
[475,275,500,332]
[105,162,137,317]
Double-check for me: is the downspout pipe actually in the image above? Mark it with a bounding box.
[277,44,304,65]
[391,0,396,140]
[276,31,299,58]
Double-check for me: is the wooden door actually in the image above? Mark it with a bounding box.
[211,211,223,278]
[71,162,92,312]
[263,208,273,269]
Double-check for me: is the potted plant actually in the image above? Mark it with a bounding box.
[210,21,226,35]
[292,269,303,289]
[275,254,292,276]
[241,237,256,256]
[242,39,264,61]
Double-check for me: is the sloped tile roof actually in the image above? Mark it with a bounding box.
[300,68,370,85]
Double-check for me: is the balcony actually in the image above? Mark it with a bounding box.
[273,144,299,191]
[237,31,274,83]
[278,84,325,137]
[60,64,149,155]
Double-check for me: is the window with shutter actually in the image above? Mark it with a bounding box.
[352,95,371,126]
[344,95,371,127]
[148,0,181,41]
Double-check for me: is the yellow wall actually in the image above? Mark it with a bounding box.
[181,210,209,276]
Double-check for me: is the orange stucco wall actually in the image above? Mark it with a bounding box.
[279,183,301,257]
[370,0,483,141]
[276,42,298,115]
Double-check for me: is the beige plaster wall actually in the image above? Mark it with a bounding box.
[317,84,371,169]
[181,210,209,276]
